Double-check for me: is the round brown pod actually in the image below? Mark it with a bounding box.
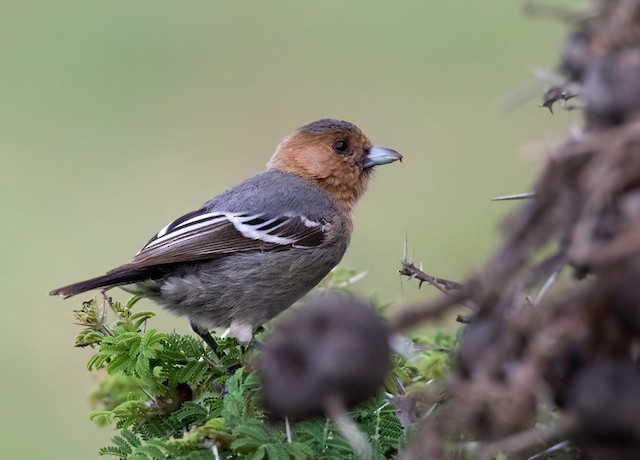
[257,293,391,419]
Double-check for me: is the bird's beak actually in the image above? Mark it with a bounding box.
[363,146,403,169]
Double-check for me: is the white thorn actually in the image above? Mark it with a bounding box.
[491,192,536,201]
[285,416,292,443]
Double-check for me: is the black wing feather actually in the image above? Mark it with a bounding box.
[126,210,330,269]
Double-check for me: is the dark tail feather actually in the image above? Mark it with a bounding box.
[50,267,154,299]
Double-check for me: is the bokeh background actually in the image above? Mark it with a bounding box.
[2,1,577,458]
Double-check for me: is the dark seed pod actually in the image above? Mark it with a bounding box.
[583,49,640,127]
[569,361,640,443]
[609,258,640,338]
[257,294,391,419]
[560,29,595,82]
[157,382,194,414]
[455,317,502,379]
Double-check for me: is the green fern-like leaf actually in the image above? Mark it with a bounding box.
[222,370,257,426]
[99,430,140,458]
[90,410,116,425]
[231,421,275,450]
[121,429,143,448]
[249,443,286,460]
[99,445,130,459]
[134,416,171,441]
[170,402,209,427]
[294,418,355,459]
[174,360,210,385]
[82,288,411,460]
[110,399,154,428]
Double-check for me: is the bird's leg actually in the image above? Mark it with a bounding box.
[191,321,264,392]
[190,322,219,354]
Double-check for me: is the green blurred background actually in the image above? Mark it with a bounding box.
[2,1,575,458]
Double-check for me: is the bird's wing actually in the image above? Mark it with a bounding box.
[122,209,331,269]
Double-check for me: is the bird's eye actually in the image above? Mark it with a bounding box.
[332,140,349,154]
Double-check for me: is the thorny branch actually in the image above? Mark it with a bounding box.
[392,1,640,458]
[399,260,463,294]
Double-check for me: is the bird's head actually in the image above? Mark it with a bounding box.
[268,119,402,210]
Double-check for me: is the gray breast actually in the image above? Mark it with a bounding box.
[150,241,347,330]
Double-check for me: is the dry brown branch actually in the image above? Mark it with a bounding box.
[476,419,575,460]
[392,1,640,457]
[389,287,471,334]
[399,260,463,294]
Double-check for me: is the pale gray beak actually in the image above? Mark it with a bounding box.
[363,146,403,169]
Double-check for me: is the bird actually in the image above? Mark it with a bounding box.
[50,119,402,349]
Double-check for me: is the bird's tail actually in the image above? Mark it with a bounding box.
[50,267,153,298]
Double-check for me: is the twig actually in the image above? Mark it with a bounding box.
[476,418,574,460]
[399,260,463,294]
[527,440,572,460]
[325,395,371,460]
[390,288,471,333]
